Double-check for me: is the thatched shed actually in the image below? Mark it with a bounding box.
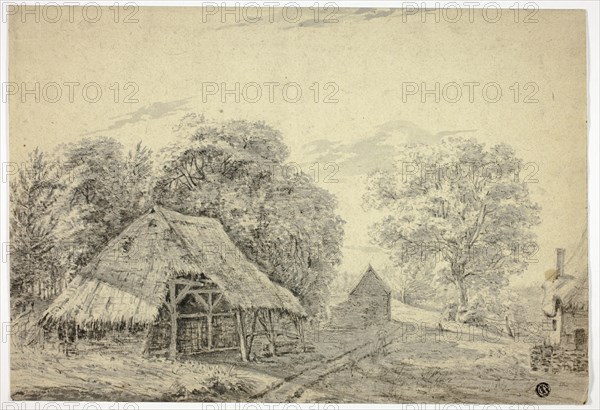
[41,206,306,361]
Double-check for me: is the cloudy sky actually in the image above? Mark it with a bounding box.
[9,7,587,288]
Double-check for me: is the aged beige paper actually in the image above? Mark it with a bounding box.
[7,5,588,404]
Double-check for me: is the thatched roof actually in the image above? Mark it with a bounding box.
[542,230,588,316]
[42,207,306,326]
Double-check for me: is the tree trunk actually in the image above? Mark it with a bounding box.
[452,264,470,323]
[452,263,469,309]
[399,288,406,304]
[457,279,468,307]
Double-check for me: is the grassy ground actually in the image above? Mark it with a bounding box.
[11,302,588,404]
[297,301,588,404]
[297,327,588,404]
[11,341,270,401]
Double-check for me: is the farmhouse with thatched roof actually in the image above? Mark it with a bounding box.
[41,206,306,361]
[541,241,588,350]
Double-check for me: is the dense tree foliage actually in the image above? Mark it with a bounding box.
[10,139,154,314]
[54,137,154,267]
[153,114,345,317]
[10,149,63,311]
[364,137,540,320]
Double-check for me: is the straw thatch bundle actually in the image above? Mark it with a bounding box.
[542,274,588,316]
[41,206,306,327]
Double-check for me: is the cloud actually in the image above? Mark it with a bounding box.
[356,8,397,20]
[301,121,477,176]
[281,8,398,30]
[83,97,193,136]
[376,120,477,145]
[303,133,397,176]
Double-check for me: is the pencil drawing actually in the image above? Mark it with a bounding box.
[7,6,589,405]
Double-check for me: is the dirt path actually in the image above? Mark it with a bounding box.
[288,323,589,405]
[252,321,403,402]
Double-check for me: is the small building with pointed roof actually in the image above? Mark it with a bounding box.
[331,264,392,329]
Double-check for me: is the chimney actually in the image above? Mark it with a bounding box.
[556,248,566,278]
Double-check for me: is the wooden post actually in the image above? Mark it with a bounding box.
[142,323,153,357]
[57,324,63,355]
[295,316,306,352]
[247,310,258,356]
[169,282,178,360]
[207,292,213,351]
[257,310,277,356]
[235,309,248,362]
[267,310,276,356]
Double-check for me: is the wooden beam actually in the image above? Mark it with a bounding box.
[169,278,212,286]
[191,293,210,312]
[178,312,233,319]
[141,323,154,357]
[258,310,277,356]
[210,346,239,352]
[168,279,218,290]
[235,309,249,362]
[267,310,276,356]
[169,282,178,360]
[177,346,238,354]
[295,316,306,353]
[175,284,192,304]
[247,310,258,356]
[212,293,224,311]
[189,289,222,295]
[207,292,213,351]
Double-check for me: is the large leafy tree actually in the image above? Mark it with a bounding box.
[364,137,540,318]
[153,114,345,317]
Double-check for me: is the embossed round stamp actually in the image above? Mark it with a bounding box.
[536,382,551,398]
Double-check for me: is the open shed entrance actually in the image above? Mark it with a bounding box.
[144,277,306,361]
[176,290,238,354]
